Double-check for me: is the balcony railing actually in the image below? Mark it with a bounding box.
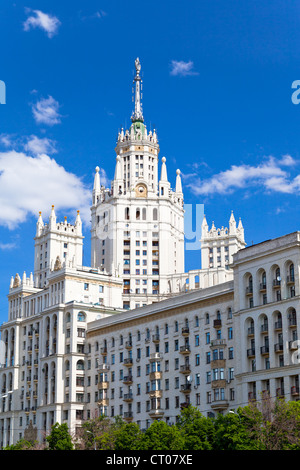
[246,286,253,295]
[260,345,269,355]
[247,348,255,357]
[287,275,295,284]
[261,323,268,333]
[180,384,192,392]
[274,342,284,353]
[180,345,191,354]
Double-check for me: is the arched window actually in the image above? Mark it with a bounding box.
[142,208,146,220]
[76,360,84,370]
[136,208,140,220]
[125,207,130,220]
[77,312,85,322]
[153,208,158,220]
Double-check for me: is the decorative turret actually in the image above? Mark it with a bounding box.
[36,211,44,237]
[75,210,82,235]
[159,157,170,196]
[93,166,101,205]
[49,205,56,230]
[229,211,236,235]
[175,169,183,195]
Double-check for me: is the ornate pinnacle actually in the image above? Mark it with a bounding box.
[131,58,144,123]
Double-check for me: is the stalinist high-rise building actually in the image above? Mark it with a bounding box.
[91,58,185,310]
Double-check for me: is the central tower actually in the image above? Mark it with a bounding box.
[91,58,185,310]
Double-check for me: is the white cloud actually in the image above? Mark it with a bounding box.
[23,9,61,38]
[183,155,300,196]
[24,135,57,155]
[0,242,17,250]
[0,150,91,229]
[32,96,62,126]
[170,60,198,77]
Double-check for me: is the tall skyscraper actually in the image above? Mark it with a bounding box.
[91,58,185,309]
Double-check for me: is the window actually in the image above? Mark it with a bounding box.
[84,283,89,291]
[77,328,85,338]
[77,312,85,322]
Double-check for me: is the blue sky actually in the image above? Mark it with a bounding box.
[0,0,300,323]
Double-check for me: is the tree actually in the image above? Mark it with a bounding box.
[242,397,300,450]
[140,420,185,450]
[213,408,260,450]
[79,415,124,450]
[46,422,74,450]
[176,405,215,450]
[114,422,144,450]
[4,438,36,450]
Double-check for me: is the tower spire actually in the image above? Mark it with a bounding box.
[131,58,144,123]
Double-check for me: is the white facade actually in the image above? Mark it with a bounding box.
[232,231,300,407]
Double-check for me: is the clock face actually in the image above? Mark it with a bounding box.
[135,184,147,197]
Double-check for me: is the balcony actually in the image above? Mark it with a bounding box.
[98,364,110,372]
[149,371,163,381]
[98,381,109,390]
[123,375,133,384]
[260,345,269,356]
[211,399,229,411]
[123,412,133,421]
[125,341,132,349]
[180,384,192,393]
[148,389,163,398]
[213,319,222,328]
[273,279,281,289]
[259,283,267,292]
[149,352,162,361]
[149,409,164,418]
[179,345,191,355]
[291,386,299,397]
[245,286,253,296]
[100,347,107,355]
[247,348,255,358]
[289,317,297,328]
[248,391,256,401]
[261,323,268,334]
[123,393,133,402]
[276,387,284,398]
[274,320,282,331]
[287,275,295,285]
[181,327,189,336]
[247,326,255,336]
[124,357,133,366]
[274,342,284,353]
[152,334,160,343]
[180,364,191,374]
[289,340,298,351]
[98,398,109,406]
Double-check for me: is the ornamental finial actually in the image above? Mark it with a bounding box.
[131,58,144,123]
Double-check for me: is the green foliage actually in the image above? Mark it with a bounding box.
[7,398,300,450]
[46,422,74,450]
[4,438,36,450]
[213,409,261,450]
[80,415,124,450]
[176,405,215,450]
[114,422,144,450]
[140,420,185,450]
